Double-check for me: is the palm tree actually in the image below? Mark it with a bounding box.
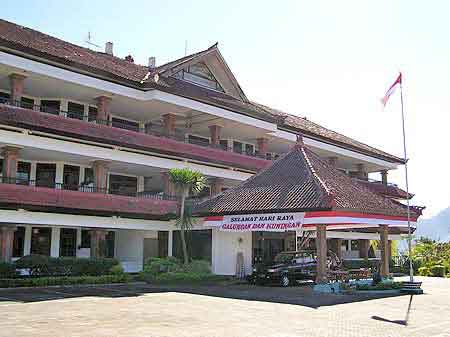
[168,168,206,265]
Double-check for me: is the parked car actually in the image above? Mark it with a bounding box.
[248,250,340,287]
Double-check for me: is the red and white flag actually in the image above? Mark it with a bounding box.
[381,72,402,107]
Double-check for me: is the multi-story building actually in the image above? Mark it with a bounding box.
[0,19,413,274]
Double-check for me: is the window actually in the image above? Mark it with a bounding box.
[112,117,139,132]
[84,168,94,184]
[21,97,34,110]
[106,231,115,258]
[245,144,254,156]
[109,174,137,196]
[80,229,91,248]
[233,141,243,154]
[12,226,25,257]
[173,230,212,262]
[60,228,77,257]
[40,100,60,115]
[351,240,359,251]
[35,163,56,188]
[188,135,210,147]
[17,161,31,185]
[219,139,228,151]
[172,62,224,92]
[67,102,85,120]
[31,227,52,256]
[0,91,10,104]
[88,106,98,122]
[63,165,80,190]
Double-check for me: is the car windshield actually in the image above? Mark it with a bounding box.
[274,253,295,263]
[274,251,315,264]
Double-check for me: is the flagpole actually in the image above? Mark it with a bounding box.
[399,79,414,283]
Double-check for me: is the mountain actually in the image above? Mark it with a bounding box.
[416,206,450,242]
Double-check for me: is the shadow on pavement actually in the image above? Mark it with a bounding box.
[371,294,414,326]
[0,282,407,309]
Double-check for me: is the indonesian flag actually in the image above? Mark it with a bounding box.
[381,73,402,107]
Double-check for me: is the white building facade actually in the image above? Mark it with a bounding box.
[0,19,410,274]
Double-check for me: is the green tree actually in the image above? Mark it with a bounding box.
[168,168,206,265]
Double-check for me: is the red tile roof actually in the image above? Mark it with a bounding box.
[356,179,413,200]
[0,18,403,163]
[194,138,420,218]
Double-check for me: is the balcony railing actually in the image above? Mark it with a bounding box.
[0,98,275,164]
[0,176,178,201]
[0,176,179,217]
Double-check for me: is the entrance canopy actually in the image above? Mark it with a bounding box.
[195,135,423,232]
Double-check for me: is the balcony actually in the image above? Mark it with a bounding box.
[0,177,179,218]
[0,100,271,172]
[355,178,413,200]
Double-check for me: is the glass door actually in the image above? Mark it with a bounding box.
[31,227,52,256]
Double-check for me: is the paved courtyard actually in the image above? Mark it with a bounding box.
[0,277,449,337]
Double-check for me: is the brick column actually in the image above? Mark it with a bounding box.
[315,224,328,284]
[2,146,21,182]
[210,178,223,196]
[356,163,368,180]
[209,125,222,146]
[381,170,388,185]
[161,172,175,197]
[0,225,16,262]
[90,229,108,258]
[92,160,109,192]
[257,137,269,158]
[162,113,177,136]
[9,73,26,103]
[95,96,111,124]
[359,239,369,259]
[379,225,390,278]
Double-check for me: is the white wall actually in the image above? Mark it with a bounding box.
[115,229,157,272]
[211,229,252,276]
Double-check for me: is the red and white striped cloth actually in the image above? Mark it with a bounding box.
[381,72,402,107]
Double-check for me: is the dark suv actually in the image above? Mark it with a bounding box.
[248,250,341,287]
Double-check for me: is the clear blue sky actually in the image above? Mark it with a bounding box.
[2,0,448,217]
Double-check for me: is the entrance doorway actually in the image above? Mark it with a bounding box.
[252,232,295,265]
[60,228,77,257]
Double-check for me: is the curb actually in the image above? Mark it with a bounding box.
[0,281,146,291]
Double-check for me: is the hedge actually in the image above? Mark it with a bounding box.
[14,255,120,277]
[0,274,131,288]
[342,259,379,270]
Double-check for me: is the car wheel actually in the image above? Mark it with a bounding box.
[280,275,290,287]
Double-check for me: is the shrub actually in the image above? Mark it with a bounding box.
[0,262,17,278]
[141,257,215,284]
[143,257,181,275]
[0,274,131,288]
[418,266,432,276]
[14,255,120,277]
[430,265,446,277]
[109,264,125,275]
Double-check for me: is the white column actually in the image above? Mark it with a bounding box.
[50,227,60,257]
[29,162,37,181]
[168,230,173,257]
[23,226,32,255]
[137,176,145,193]
[79,167,85,185]
[55,162,64,188]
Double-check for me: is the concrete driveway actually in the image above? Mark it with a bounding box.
[0,277,449,337]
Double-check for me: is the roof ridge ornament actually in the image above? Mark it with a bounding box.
[292,132,304,150]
